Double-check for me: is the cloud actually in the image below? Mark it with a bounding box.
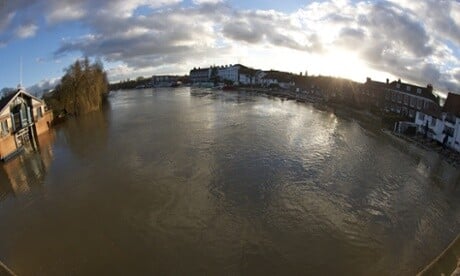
[0,0,459,94]
[193,0,223,4]
[46,1,86,23]
[15,23,38,38]
[0,12,15,33]
[298,0,459,93]
[26,77,60,97]
[220,9,322,52]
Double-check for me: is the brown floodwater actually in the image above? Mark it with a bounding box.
[1,87,460,275]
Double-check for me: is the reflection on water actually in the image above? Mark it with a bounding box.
[0,130,55,201]
[0,88,459,275]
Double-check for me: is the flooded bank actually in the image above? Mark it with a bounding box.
[1,87,459,275]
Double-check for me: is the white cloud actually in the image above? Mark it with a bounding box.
[15,23,38,38]
[0,12,15,32]
[193,0,223,4]
[26,77,60,97]
[46,2,86,23]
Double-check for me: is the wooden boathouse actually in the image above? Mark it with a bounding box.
[0,88,53,161]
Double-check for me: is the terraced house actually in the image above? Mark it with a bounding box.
[0,88,53,161]
[384,79,439,119]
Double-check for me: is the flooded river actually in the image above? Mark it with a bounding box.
[1,88,460,275]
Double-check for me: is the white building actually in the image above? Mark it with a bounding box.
[189,67,211,84]
[214,64,256,85]
[190,64,260,86]
[415,92,460,152]
[260,71,295,89]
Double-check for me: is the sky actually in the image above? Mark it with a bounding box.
[0,0,459,97]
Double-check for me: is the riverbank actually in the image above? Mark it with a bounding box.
[390,132,460,168]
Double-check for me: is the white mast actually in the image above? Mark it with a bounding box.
[19,56,23,89]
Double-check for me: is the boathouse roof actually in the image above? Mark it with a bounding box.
[0,89,44,114]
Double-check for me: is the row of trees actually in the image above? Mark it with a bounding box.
[46,58,109,116]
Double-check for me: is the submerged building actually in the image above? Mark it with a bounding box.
[0,88,53,161]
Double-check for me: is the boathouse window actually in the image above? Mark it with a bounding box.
[36,107,43,119]
[1,120,8,136]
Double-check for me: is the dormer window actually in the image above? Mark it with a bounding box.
[406,85,411,92]
[417,88,421,94]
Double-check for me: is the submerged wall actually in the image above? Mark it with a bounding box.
[0,134,17,160]
[35,111,53,136]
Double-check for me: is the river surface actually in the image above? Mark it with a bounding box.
[1,88,460,275]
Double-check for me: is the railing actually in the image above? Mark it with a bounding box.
[0,260,16,276]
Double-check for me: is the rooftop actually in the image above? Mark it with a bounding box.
[0,89,44,114]
[443,92,460,117]
[388,80,437,102]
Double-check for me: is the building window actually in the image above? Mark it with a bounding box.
[397,93,402,103]
[36,107,43,119]
[424,101,429,109]
[409,110,415,118]
[410,96,416,107]
[406,85,411,92]
[417,99,423,110]
[396,83,400,89]
[417,88,422,94]
[444,126,454,137]
[431,117,436,126]
[418,113,425,121]
[0,120,8,136]
[404,95,409,105]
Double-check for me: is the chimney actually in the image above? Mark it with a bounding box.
[366,77,371,83]
[427,84,433,93]
[386,78,389,84]
[398,78,401,83]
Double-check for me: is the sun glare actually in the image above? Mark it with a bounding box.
[314,49,369,81]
